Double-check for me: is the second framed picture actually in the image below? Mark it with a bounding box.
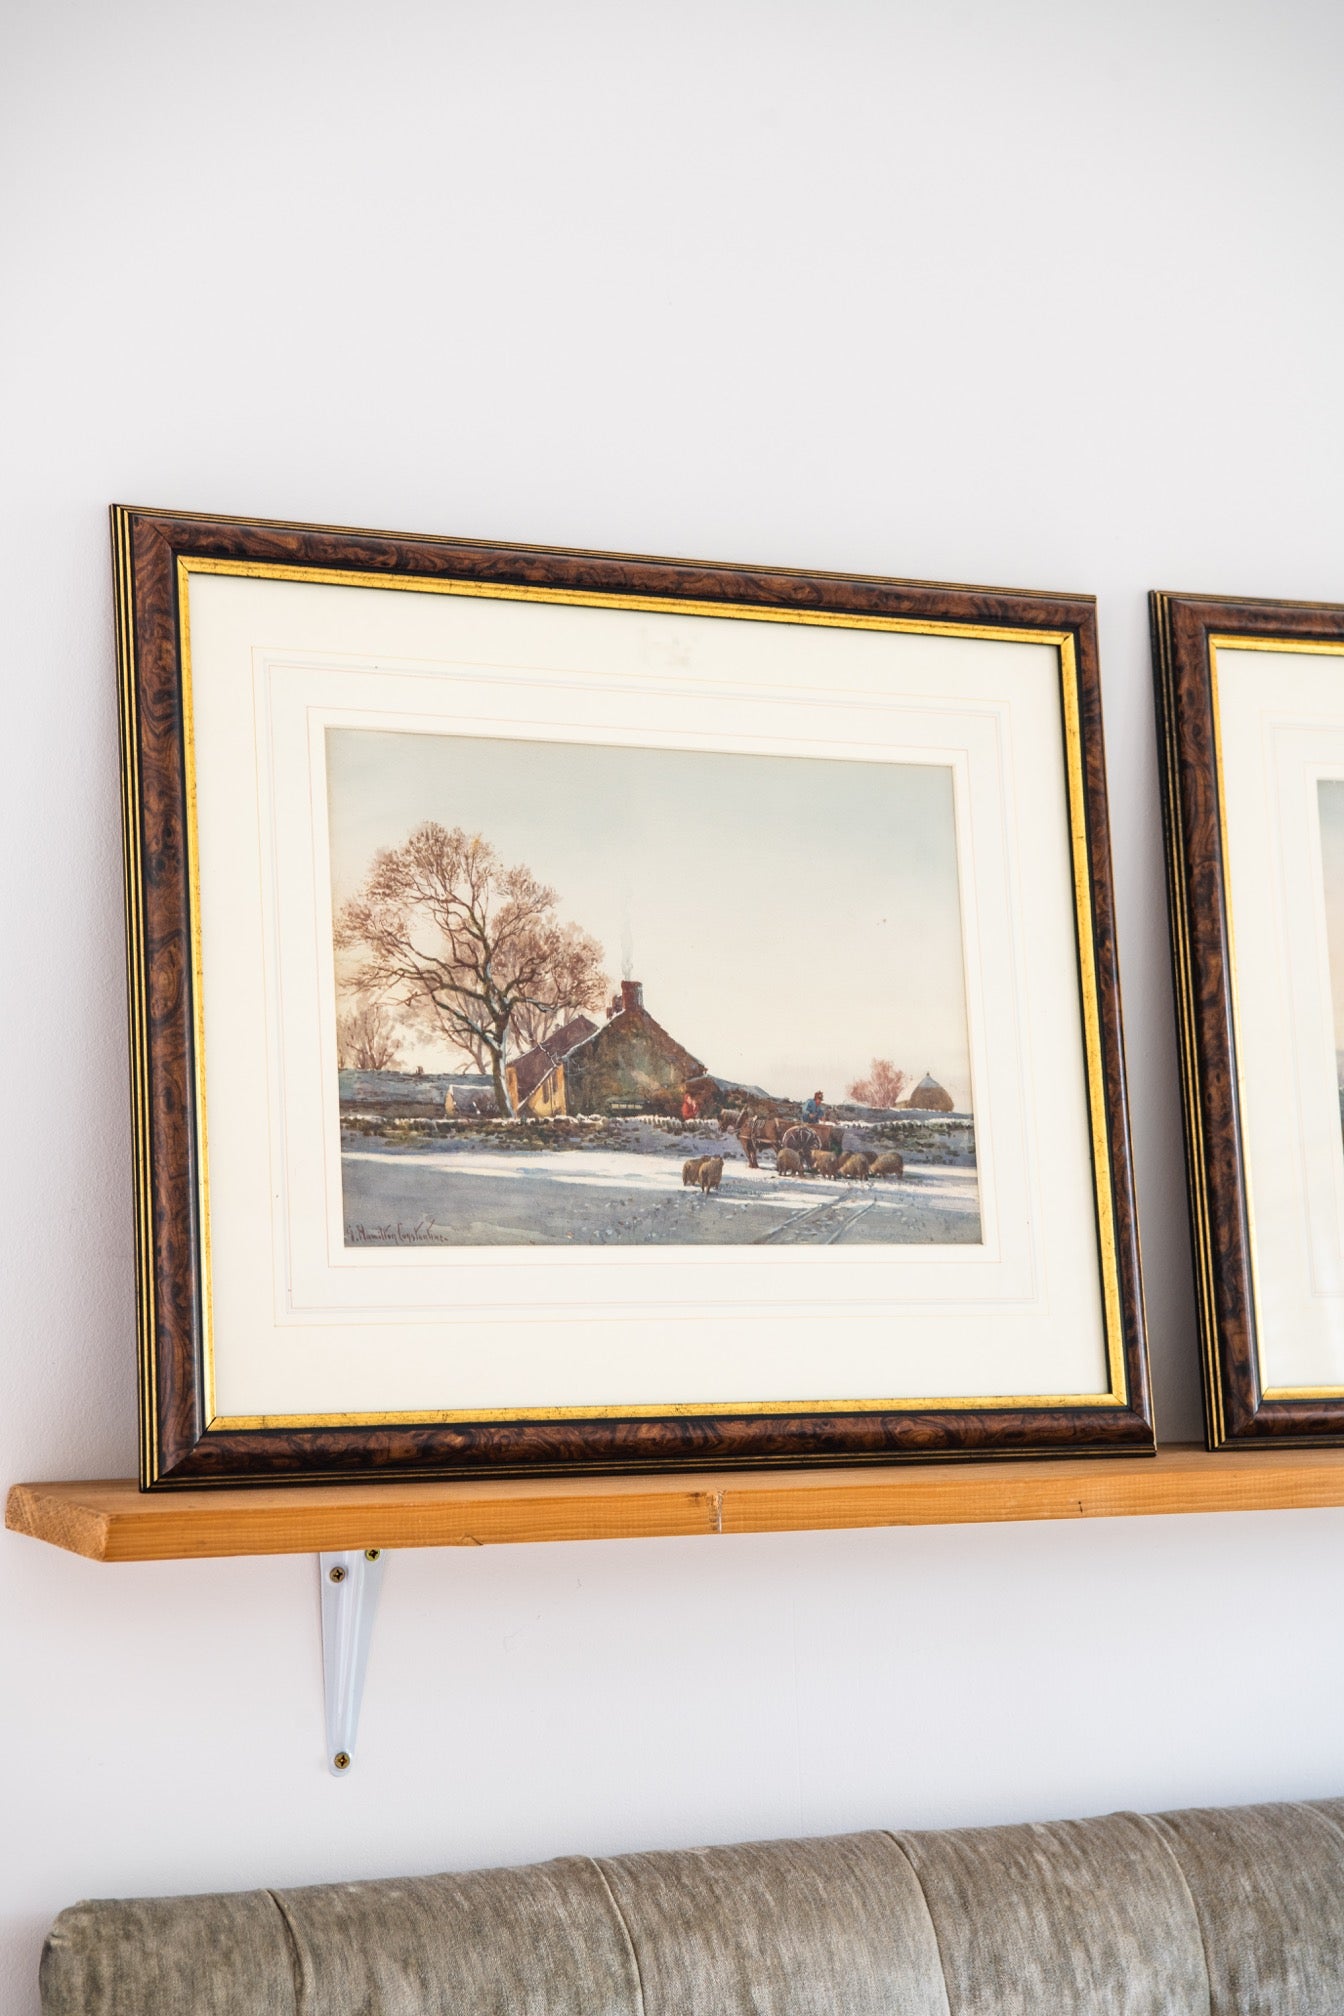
[115,506,1151,1484]
[1155,588,1344,1445]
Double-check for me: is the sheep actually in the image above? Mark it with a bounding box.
[775,1147,804,1177]
[812,1152,842,1179]
[869,1151,905,1179]
[682,1157,705,1186]
[698,1155,724,1194]
[838,1152,873,1181]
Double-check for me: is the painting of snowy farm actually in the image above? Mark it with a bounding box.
[329,727,981,1248]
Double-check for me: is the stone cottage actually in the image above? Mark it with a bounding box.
[503,1016,600,1118]
[508,981,704,1117]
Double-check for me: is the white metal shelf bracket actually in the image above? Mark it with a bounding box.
[319,1548,387,1776]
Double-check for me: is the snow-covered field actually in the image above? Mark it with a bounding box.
[341,1144,981,1246]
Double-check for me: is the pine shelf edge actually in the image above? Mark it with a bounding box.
[9,1445,1344,1563]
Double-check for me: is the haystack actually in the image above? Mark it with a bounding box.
[906,1071,955,1113]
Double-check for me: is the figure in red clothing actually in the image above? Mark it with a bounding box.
[680,1090,699,1122]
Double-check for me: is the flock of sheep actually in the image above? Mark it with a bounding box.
[681,1136,905,1195]
[782,1147,905,1180]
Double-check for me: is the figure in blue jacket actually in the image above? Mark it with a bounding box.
[802,1090,825,1125]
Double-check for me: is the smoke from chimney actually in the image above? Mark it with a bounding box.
[619,885,634,981]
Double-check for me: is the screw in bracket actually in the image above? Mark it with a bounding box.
[332,1751,351,1771]
[328,1565,347,1584]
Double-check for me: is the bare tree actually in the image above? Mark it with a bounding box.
[510,924,610,1051]
[847,1059,909,1109]
[336,998,403,1071]
[335,824,608,1115]
[400,925,604,1071]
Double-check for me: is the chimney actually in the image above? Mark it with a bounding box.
[620,979,644,1013]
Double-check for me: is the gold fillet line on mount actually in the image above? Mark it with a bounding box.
[210,1390,1121,1430]
[1207,636,1344,659]
[1208,634,1344,1405]
[175,560,218,1442]
[169,556,1127,1430]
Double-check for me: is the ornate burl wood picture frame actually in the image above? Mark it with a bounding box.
[113,504,1151,1487]
[1154,589,1344,1447]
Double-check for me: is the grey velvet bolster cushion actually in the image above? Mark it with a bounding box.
[39,1797,1344,2014]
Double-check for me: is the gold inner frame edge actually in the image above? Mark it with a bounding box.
[1208,631,1344,1406]
[168,555,1128,1431]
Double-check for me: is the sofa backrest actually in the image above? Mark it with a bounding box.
[40,1795,1344,2014]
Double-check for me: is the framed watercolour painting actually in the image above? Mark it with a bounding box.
[113,505,1151,1486]
[1154,588,1344,1447]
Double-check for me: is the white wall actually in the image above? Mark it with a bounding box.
[4,0,1343,2005]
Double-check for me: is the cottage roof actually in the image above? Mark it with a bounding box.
[566,998,704,1081]
[507,1016,599,1102]
[686,1072,772,1099]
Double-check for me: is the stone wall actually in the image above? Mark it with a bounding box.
[338,1069,492,1114]
[847,1111,976,1166]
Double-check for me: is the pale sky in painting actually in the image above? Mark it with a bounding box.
[327,727,974,1108]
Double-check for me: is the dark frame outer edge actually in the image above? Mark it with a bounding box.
[115,504,1155,1485]
[1150,591,1225,1447]
[111,507,160,1486]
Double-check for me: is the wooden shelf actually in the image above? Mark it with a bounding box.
[10,1445,1344,1564]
